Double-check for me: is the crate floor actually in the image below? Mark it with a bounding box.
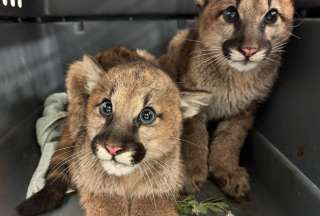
[0,112,283,216]
[42,179,284,216]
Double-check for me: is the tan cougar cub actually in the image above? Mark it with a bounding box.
[160,0,294,198]
[17,47,209,216]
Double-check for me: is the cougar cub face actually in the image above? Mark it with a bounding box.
[86,64,183,176]
[197,0,294,72]
[68,57,203,176]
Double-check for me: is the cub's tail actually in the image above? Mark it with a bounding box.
[17,180,68,216]
[16,140,73,216]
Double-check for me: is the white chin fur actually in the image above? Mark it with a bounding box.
[228,49,266,72]
[228,61,258,72]
[96,145,112,160]
[96,145,136,176]
[100,160,136,176]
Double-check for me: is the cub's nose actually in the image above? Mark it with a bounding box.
[106,145,123,156]
[241,47,258,57]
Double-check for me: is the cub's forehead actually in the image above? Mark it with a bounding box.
[212,0,291,11]
[239,0,289,9]
[93,63,179,103]
[207,0,293,21]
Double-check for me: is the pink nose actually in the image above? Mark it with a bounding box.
[241,47,258,57]
[106,145,123,155]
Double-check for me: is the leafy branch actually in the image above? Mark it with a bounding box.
[177,195,233,216]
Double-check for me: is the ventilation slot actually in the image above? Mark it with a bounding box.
[2,0,22,8]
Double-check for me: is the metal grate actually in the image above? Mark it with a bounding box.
[1,0,22,8]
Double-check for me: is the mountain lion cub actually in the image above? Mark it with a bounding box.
[160,0,294,198]
[17,47,209,216]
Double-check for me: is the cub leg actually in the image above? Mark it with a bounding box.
[130,196,178,216]
[181,113,209,193]
[80,192,129,216]
[208,111,254,198]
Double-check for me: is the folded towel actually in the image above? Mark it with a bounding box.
[26,93,69,198]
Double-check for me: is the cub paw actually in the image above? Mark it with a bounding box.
[183,163,208,194]
[211,167,250,199]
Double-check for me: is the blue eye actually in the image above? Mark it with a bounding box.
[99,99,113,117]
[264,9,279,25]
[139,107,156,125]
[223,6,239,23]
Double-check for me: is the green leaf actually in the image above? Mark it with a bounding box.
[177,205,193,215]
[215,202,229,209]
[176,194,229,216]
[197,203,208,214]
[206,204,225,214]
[183,195,196,202]
[189,200,199,206]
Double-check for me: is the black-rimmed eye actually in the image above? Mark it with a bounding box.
[139,107,156,125]
[223,6,239,23]
[264,9,279,25]
[99,99,113,117]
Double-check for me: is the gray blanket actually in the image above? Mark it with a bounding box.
[26,93,69,198]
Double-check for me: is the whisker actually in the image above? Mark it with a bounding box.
[169,136,207,152]
[147,160,178,203]
[142,161,157,209]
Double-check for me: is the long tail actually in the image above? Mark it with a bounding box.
[16,180,68,216]
[17,140,73,216]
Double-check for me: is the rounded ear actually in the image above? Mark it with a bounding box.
[65,55,105,139]
[180,90,211,119]
[80,55,105,93]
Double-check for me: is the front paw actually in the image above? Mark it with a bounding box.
[183,163,208,194]
[211,167,250,199]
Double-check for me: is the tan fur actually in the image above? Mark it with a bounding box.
[42,47,209,215]
[68,48,182,215]
[160,0,294,198]
[180,112,209,192]
[80,193,129,216]
[80,193,177,216]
